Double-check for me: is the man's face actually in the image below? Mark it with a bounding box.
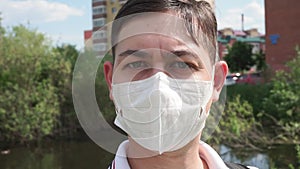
[104,12,227,103]
[112,13,214,84]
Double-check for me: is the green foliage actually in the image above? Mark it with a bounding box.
[224,41,255,72]
[226,84,270,116]
[288,144,300,169]
[95,54,115,124]
[253,49,267,71]
[52,44,80,137]
[0,82,59,142]
[261,47,300,142]
[269,161,278,169]
[212,95,257,145]
[263,71,299,122]
[55,44,78,70]
[297,145,300,164]
[223,95,255,135]
[0,25,75,142]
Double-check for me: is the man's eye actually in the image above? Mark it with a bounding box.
[170,61,202,71]
[172,62,189,69]
[126,61,149,69]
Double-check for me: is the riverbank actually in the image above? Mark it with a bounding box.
[0,138,298,169]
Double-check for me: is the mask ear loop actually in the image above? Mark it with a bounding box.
[203,42,219,117]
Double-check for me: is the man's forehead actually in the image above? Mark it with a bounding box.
[116,34,190,51]
[114,34,213,72]
[117,12,193,45]
[113,12,214,70]
[116,34,208,57]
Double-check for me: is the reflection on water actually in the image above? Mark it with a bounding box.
[220,145,270,169]
[0,140,298,169]
[0,140,114,169]
[219,144,298,169]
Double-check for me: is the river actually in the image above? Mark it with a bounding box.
[0,139,298,169]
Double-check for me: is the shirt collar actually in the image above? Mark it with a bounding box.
[112,140,229,169]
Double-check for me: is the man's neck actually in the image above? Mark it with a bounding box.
[127,137,208,169]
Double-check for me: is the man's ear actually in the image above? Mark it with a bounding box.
[103,61,114,100]
[212,61,228,102]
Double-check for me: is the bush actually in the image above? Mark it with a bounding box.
[95,54,115,124]
[263,71,299,122]
[0,81,59,142]
[210,95,259,146]
[0,25,74,143]
[261,47,300,142]
[226,84,270,116]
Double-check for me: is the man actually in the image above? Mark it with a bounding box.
[103,0,257,168]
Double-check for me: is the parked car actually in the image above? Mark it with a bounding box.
[236,72,264,85]
[225,76,236,86]
[225,73,241,86]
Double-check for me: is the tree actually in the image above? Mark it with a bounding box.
[253,49,267,71]
[0,25,74,143]
[262,47,300,141]
[55,44,78,70]
[224,41,255,72]
[53,44,80,136]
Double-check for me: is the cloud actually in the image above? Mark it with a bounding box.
[0,0,84,25]
[216,0,265,33]
[46,33,84,49]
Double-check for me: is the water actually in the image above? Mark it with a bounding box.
[218,144,298,169]
[0,139,298,169]
[0,140,114,169]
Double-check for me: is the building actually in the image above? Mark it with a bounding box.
[91,0,127,54]
[84,30,93,50]
[217,28,265,59]
[87,0,217,54]
[265,0,300,71]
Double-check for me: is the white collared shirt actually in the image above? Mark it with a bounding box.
[108,140,257,169]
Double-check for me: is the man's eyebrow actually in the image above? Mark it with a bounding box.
[167,50,206,67]
[168,50,198,58]
[118,49,149,58]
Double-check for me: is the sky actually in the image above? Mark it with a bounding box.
[0,0,265,50]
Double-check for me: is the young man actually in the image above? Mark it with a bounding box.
[103,0,257,168]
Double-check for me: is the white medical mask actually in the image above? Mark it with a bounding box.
[112,72,213,154]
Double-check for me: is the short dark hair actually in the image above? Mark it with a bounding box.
[111,0,217,64]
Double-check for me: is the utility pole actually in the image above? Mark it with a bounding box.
[0,12,3,37]
[0,12,2,56]
[241,13,244,31]
[0,12,2,28]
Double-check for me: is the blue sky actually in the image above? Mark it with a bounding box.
[0,0,265,50]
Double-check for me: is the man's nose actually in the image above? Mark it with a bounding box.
[132,68,171,81]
